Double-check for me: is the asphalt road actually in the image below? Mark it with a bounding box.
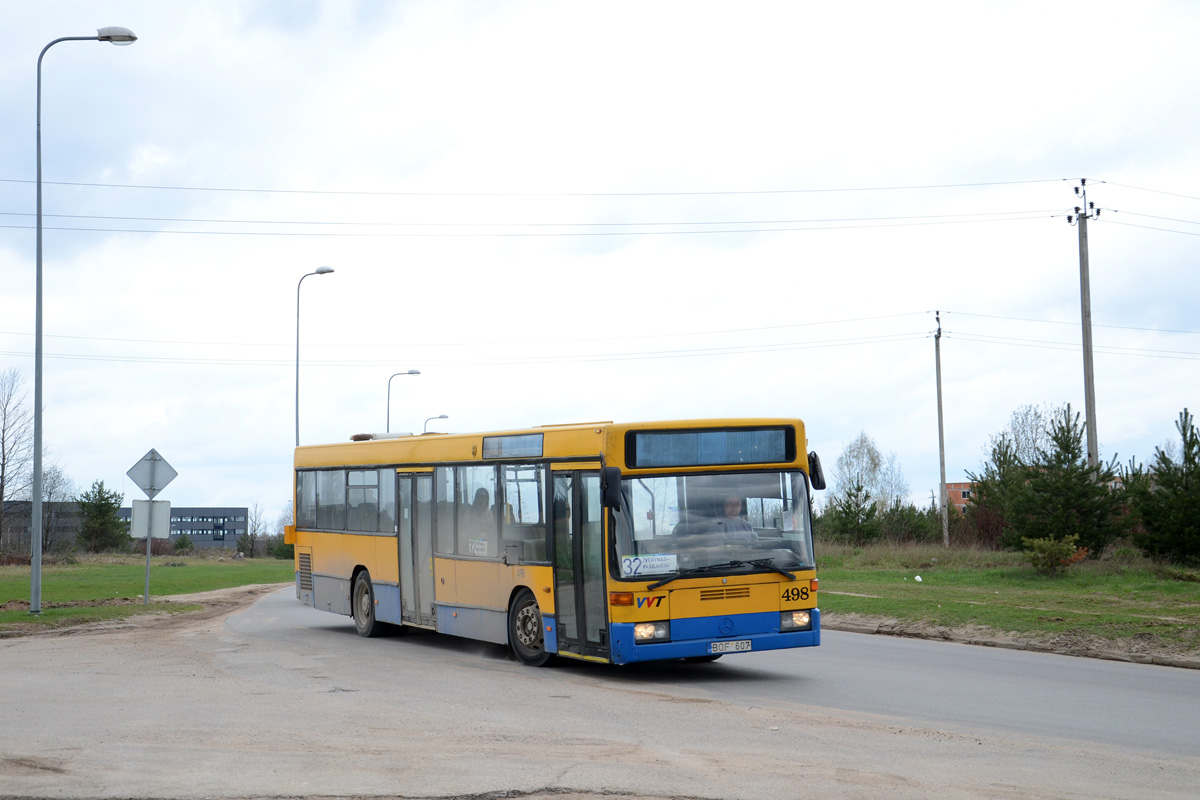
[2,587,1197,800]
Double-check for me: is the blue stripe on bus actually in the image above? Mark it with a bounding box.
[374,582,402,625]
[608,608,821,664]
[429,605,560,653]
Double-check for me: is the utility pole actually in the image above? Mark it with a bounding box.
[934,311,949,547]
[1069,180,1100,468]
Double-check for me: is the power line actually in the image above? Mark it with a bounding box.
[0,213,1054,238]
[1109,210,1200,227]
[0,176,1069,198]
[949,311,1200,336]
[0,208,1062,229]
[1100,181,1200,203]
[947,332,1200,360]
[0,331,929,368]
[0,312,929,350]
[1100,219,1200,238]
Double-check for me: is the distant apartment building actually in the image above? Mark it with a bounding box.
[1,501,84,555]
[945,482,975,514]
[117,506,248,550]
[0,502,248,554]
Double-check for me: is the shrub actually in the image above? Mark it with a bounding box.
[1022,534,1088,577]
[266,534,294,560]
[173,534,194,555]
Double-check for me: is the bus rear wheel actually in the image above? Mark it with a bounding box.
[352,571,383,638]
[508,589,551,666]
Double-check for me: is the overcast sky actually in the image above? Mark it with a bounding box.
[3,1,1198,523]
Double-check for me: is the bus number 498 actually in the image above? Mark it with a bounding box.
[781,586,810,602]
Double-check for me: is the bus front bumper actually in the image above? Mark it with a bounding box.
[609,608,820,664]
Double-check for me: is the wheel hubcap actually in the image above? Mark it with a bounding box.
[516,604,541,649]
[357,586,369,620]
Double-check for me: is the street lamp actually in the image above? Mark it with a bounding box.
[386,370,420,432]
[296,267,334,446]
[424,414,448,434]
[31,26,138,615]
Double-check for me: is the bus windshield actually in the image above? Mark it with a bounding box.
[612,471,814,580]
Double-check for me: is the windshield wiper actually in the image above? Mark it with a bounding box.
[647,559,797,591]
[746,557,798,581]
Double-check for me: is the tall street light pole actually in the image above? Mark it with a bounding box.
[386,370,420,432]
[296,267,334,447]
[32,26,138,615]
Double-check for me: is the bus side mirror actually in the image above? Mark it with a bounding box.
[808,451,826,490]
[601,466,623,507]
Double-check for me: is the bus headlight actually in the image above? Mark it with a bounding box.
[634,622,670,642]
[781,610,812,631]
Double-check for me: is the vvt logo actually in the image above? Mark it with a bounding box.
[636,595,665,608]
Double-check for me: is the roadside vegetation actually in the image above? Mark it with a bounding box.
[816,541,1200,654]
[814,404,1200,658]
[0,554,294,633]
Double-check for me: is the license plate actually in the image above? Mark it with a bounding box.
[709,639,751,654]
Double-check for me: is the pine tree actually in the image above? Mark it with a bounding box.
[76,480,128,553]
[966,432,1027,549]
[1129,409,1200,563]
[822,481,881,544]
[1008,405,1126,555]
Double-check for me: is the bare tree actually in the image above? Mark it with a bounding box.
[832,431,909,510]
[833,431,882,502]
[41,463,78,554]
[0,369,34,553]
[989,404,1056,465]
[274,501,293,536]
[878,451,910,509]
[240,502,266,557]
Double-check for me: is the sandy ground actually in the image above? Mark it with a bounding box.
[4,585,1199,800]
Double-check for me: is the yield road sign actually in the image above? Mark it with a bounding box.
[126,449,177,500]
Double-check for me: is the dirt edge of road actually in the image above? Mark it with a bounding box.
[5,583,1198,669]
[822,612,1200,669]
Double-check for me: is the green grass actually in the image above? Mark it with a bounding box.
[5,546,1200,655]
[0,555,295,634]
[817,542,1200,652]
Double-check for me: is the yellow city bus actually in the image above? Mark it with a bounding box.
[286,418,826,666]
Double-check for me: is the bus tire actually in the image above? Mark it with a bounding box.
[352,571,383,638]
[508,589,551,666]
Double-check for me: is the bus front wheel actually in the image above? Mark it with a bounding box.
[352,571,383,638]
[508,589,552,667]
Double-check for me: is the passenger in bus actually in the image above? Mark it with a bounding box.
[714,495,753,540]
[468,488,493,532]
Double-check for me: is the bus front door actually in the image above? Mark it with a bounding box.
[553,472,608,660]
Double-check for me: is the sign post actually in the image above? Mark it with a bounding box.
[126,449,177,606]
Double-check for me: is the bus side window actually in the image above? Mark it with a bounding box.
[346,470,379,532]
[297,471,317,528]
[316,470,346,531]
[457,465,498,557]
[379,468,397,533]
[501,464,547,562]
